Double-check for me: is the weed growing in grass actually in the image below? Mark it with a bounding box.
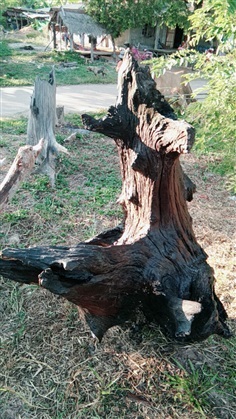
[56,133,67,145]
[166,360,213,415]
[2,209,29,224]
[89,366,128,404]
[57,154,79,177]
[0,40,12,56]
[64,113,83,128]
[0,139,8,147]
[22,175,51,195]
[0,117,27,135]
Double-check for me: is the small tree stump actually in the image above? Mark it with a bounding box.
[56,106,65,126]
[0,52,231,343]
[27,68,68,186]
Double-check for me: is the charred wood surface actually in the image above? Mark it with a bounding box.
[0,52,231,343]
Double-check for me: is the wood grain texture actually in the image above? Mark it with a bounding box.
[0,52,231,343]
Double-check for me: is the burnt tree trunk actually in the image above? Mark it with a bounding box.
[0,52,231,342]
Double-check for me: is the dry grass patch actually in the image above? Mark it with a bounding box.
[0,116,235,419]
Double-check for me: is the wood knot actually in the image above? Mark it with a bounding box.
[128,194,140,206]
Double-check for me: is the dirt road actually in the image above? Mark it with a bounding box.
[0,84,118,118]
[0,79,206,118]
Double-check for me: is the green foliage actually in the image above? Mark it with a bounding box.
[157,0,191,29]
[84,0,190,39]
[184,51,236,190]
[0,41,12,57]
[49,50,85,64]
[0,117,27,134]
[0,0,16,28]
[2,209,29,224]
[166,350,236,417]
[149,0,236,191]
[30,19,48,32]
[0,0,51,28]
[166,361,213,415]
[1,0,18,8]
[0,16,7,28]
[2,0,50,9]
[189,0,236,53]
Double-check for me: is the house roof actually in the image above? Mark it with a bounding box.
[3,7,49,20]
[49,4,85,13]
[23,12,50,20]
[57,9,108,37]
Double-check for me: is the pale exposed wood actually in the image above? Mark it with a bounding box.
[56,106,65,126]
[27,68,68,186]
[0,158,6,168]
[0,139,44,209]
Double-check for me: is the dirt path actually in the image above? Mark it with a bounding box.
[1,78,207,118]
[0,84,118,118]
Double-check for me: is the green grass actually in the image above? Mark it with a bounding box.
[0,117,27,134]
[184,101,236,193]
[0,40,12,56]
[0,44,117,87]
[1,281,235,419]
[167,361,216,415]
[0,114,121,247]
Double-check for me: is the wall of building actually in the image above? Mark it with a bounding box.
[115,29,131,48]
[115,24,178,51]
[115,27,155,49]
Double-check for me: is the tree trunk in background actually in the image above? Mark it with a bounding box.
[27,68,68,185]
[56,106,65,126]
[52,24,57,50]
[111,36,116,60]
[0,52,231,343]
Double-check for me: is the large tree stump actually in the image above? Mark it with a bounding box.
[0,52,231,343]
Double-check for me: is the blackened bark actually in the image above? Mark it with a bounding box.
[0,52,231,343]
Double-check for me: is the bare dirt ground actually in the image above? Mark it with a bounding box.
[0,121,235,418]
[181,154,236,319]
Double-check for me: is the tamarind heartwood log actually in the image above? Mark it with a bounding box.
[0,51,231,342]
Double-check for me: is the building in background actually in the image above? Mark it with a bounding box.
[3,7,49,30]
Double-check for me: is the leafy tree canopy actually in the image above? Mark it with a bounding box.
[189,0,236,52]
[1,0,50,9]
[83,0,190,39]
[150,0,236,191]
